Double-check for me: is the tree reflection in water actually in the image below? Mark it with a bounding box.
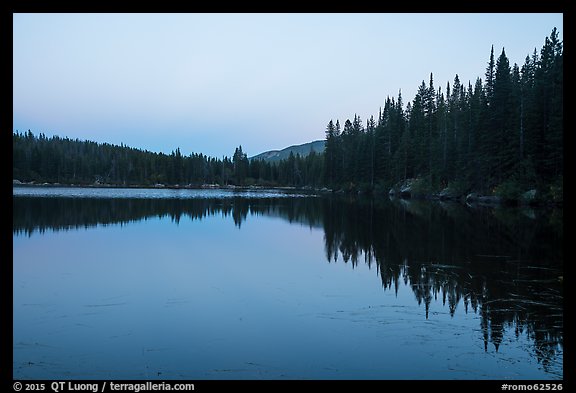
[13,194,563,373]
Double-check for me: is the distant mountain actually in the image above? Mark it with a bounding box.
[250,140,325,162]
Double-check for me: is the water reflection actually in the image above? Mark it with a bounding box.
[13,193,563,376]
[13,196,324,235]
[324,197,562,373]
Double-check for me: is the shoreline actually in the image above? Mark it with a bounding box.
[12,180,321,192]
[12,181,563,209]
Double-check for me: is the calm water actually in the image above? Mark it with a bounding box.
[13,187,563,380]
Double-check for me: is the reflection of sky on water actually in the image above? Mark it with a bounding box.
[13,193,562,379]
[12,186,313,200]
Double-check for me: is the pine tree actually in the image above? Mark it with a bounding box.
[232,146,248,185]
[425,73,437,187]
[341,119,355,186]
[447,74,462,181]
[324,120,337,187]
[492,48,514,182]
[485,45,495,105]
[366,115,376,188]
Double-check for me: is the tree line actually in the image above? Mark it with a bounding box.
[13,131,323,187]
[324,28,562,201]
[14,28,562,199]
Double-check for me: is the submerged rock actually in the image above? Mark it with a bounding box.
[390,178,415,198]
[520,189,538,205]
[466,193,502,205]
[399,182,412,197]
[439,187,461,200]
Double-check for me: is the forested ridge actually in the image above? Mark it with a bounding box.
[13,28,562,203]
[324,28,562,202]
[12,134,323,188]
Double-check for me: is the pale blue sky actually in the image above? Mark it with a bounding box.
[13,13,563,158]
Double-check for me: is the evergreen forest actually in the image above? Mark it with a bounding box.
[13,29,562,203]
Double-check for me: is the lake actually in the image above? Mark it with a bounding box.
[12,187,563,380]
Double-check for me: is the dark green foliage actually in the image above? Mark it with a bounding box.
[494,179,523,203]
[232,146,249,185]
[323,120,338,187]
[13,131,329,188]
[13,131,233,186]
[321,28,562,197]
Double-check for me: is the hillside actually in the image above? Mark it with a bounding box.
[250,140,325,162]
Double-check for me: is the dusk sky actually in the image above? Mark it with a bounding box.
[13,13,563,159]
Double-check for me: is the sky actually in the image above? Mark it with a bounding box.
[13,13,563,159]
